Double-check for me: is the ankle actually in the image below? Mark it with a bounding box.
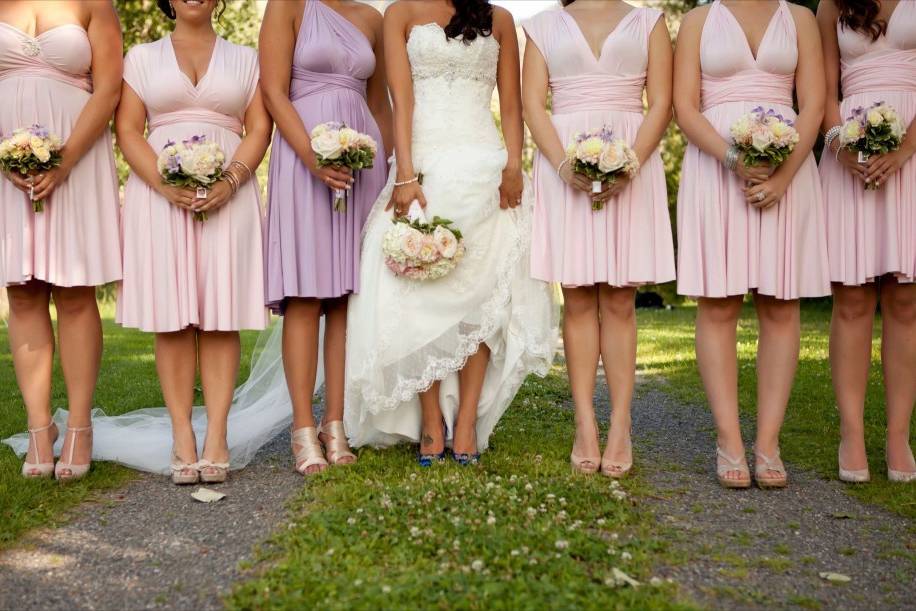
[292,413,316,431]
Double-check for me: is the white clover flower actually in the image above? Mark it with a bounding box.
[511,549,521,557]
[347,517,356,525]
[525,483,533,491]
[596,518,606,526]
[487,516,497,525]
[471,560,484,572]
[382,585,391,594]
[555,540,569,550]
[621,551,632,561]
[650,577,663,587]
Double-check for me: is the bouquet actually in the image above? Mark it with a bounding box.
[566,126,639,211]
[382,201,465,281]
[156,135,225,221]
[0,125,63,212]
[730,107,800,168]
[839,101,906,189]
[310,121,377,213]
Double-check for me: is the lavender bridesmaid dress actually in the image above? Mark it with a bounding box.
[264,0,387,310]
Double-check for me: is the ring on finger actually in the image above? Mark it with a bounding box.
[756,191,766,202]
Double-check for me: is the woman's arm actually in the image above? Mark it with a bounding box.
[365,10,394,156]
[195,86,273,216]
[672,7,769,185]
[745,6,825,209]
[31,1,123,201]
[493,6,523,210]
[384,1,424,214]
[114,80,196,211]
[258,0,351,191]
[521,29,591,194]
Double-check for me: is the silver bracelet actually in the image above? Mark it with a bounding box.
[556,158,570,174]
[393,175,419,187]
[823,125,842,154]
[723,145,739,171]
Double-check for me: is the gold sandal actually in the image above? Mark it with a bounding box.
[319,421,356,465]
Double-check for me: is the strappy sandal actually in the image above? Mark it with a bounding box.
[716,446,751,489]
[754,447,788,489]
[22,421,58,479]
[198,459,230,483]
[55,424,92,482]
[292,426,328,475]
[170,449,200,485]
[319,421,356,466]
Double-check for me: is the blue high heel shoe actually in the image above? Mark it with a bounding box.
[452,451,480,466]
[418,450,447,468]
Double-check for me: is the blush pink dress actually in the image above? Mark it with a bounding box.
[819,2,916,285]
[524,7,675,287]
[0,23,121,287]
[116,37,266,332]
[677,0,830,299]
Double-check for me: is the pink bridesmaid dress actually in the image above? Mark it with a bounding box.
[820,2,916,285]
[116,37,266,332]
[524,7,675,287]
[0,23,121,287]
[677,0,830,299]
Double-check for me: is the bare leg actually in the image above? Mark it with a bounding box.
[7,280,55,471]
[598,285,637,469]
[282,298,324,473]
[453,344,491,455]
[198,330,240,471]
[419,381,445,456]
[830,283,878,471]
[753,294,800,477]
[880,278,916,474]
[696,296,745,480]
[562,286,601,466]
[155,328,199,473]
[320,296,348,424]
[51,286,102,470]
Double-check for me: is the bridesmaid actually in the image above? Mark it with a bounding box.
[522,0,674,477]
[259,0,391,475]
[817,0,916,483]
[674,0,828,489]
[0,1,122,480]
[115,0,270,484]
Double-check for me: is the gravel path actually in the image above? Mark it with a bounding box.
[0,429,303,610]
[589,372,916,610]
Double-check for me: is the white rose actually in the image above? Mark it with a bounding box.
[750,126,774,152]
[432,225,458,258]
[866,109,883,126]
[312,130,343,160]
[34,146,51,163]
[401,228,423,258]
[338,127,359,149]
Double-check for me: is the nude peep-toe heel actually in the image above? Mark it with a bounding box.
[55,424,92,482]
[601,437,633,480]
[21,422,58,479]
[292,426,328,475]
[319,421,356,466]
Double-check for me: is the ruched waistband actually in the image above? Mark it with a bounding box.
[0,66,92,92]
[550,73,645,115]
[149,109,242,137]
[701,71,793,112]
[842,51,916,97]
[290,66,366,102]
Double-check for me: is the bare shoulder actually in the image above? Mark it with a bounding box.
[787,2,818,29]
[491,4,515,31]
[384,0,413,21]
[264,0,303,19]
[84,1,119,24]
[351,2,382,26]
[680,4,711,33]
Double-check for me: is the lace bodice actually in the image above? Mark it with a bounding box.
[406,23,504,159]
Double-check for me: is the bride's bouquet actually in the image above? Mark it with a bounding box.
[0,124,63,212]
[730,107,799,168]
[838,101,906,189]
[310,121,377,213]
[383,201,465,281]
[566,126,639,211]
[157,135,225,221]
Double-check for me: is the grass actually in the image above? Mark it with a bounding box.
[636,302,916,519]
[227,372,693,610]
[0,302,261,548]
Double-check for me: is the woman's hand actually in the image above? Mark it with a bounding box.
[386,180,426,217]
[158,184,198,211]
[559,162,593,194]
[305,157,353,191]
[744,173,789,210]
[591,174,632,207]
[864,148,913,188]
[28,165,73,202]
[192,180,234,216]
[735,157,773,185]
[832,145,868,182]
[1,170,33,195]
[499,166,523,210]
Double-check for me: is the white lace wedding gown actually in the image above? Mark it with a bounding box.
[343,24,558,452]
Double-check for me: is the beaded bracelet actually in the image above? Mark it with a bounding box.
[723,145,740,171]
[556,158,570,175]
[823,125,842,154]
[393,175,420,187]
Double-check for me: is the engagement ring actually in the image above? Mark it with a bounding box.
[756,192,765,202]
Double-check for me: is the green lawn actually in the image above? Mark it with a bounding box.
[0,302,261,548]
[636,302,916,519]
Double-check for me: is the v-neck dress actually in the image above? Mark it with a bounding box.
[677,0,830,299]
[264,0,387,310]
[819,1,916,285]
[524,7,675,287]
[116,36,267,332]
[0,23,121,287]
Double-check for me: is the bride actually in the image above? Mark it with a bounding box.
[343,0,558,464]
